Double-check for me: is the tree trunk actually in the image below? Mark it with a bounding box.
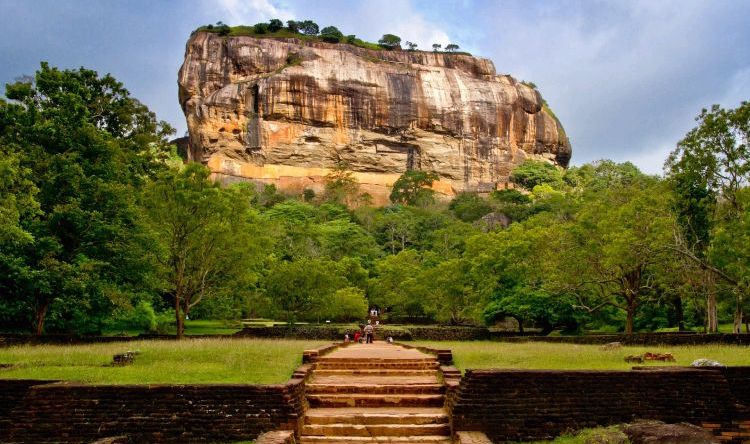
[175,296,185,339]
[515,317,524,334]
[674,296,685,331]
[706,272,718,333]
[34,293,49,337]
[733,290,743,334]
[625,302,636,335]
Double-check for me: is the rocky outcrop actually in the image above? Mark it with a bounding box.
[178,31,571,204]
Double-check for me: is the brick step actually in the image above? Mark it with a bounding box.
[305,408,448,426]
[307,393,445,408]
[313,369,439,377]
[316,361,440,370]
[306,383,445,395]
[299,436,453,444]
[302,423,451,437]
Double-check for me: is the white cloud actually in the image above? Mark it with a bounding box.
[213,0,294,24]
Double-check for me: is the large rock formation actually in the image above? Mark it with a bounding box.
[179,31,571,204]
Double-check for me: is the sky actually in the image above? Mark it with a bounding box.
[1,0,748,174]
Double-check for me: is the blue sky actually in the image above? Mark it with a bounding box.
[1,0,748,173]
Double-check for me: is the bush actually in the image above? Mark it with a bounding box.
[253,22,269,34]
[320,26,344,43]
[268,19,283,32]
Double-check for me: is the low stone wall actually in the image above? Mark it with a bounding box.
[0,379,306,443]
[235,325,489,341]
[449,367,750,443]
[492,332,750,345]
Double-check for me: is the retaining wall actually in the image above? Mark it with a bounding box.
[449,367,750,443]
[0,380,306,443]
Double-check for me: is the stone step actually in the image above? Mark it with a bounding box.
[306,383,444,395]
[302,423,451,437]
[316,361,440,370]
[313,369,439,377]
[307,393,445,408]
[305,408,449,426]
[299,436,453,444]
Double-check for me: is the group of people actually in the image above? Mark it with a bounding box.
[345,321,375,344]
[344,308,392,344]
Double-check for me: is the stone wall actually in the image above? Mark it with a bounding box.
[235,325,489,341]
[493,332,750,345]
[449,367,750,443]
[0,379,306,443]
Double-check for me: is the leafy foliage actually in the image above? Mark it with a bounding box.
[378,34,402,49]
[389,170,440,206]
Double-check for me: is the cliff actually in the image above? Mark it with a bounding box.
[178,31,571,204]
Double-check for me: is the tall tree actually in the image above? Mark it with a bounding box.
[0,63,173,335]
[389,170,439,206]
[552,176,674,334]
[666,102,750,332]
[142,164,267,338]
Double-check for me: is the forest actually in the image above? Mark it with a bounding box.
[0,63,748,337]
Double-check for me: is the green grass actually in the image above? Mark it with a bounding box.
[530,426,628,443]
[0,338,327,384]
[416,341,750,371]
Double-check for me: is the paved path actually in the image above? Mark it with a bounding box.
[299,342,453,444]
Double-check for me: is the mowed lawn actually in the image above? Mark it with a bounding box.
[416,341,750,370]
[0,338,328,384]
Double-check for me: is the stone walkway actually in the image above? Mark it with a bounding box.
[299,342,453,444]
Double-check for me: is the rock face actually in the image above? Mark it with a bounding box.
[178,32,571,204]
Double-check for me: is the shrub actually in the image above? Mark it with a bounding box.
[268,18,283,32]
[320,26,344,43]
[253,22,269,34]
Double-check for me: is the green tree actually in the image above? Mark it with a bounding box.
[449,193,492,222]
[329,287,369,322]
[299,20,319,35]
[510,160,564,190]
[552,177,674,334]
[320,26,344,43]
[432,43,442,52]
[445,43,459,52]
[666,102,750,332]
[286,20,300,33]
[323,161,361,205]
[268,18,283,32]
[142,164,267,338]
[420,258,479,324]
[264,258,345,323]
[378,34,402,49]
[405,41,418,51]
[253,22,269,34]
[368,250,427,321]
[389,170,440,206]
[0,63,173,335]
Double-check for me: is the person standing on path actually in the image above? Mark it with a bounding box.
[364,323,374,343]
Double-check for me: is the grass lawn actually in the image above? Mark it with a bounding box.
[416,341,750,371]
[0,338,328,384]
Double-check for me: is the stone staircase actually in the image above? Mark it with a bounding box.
[299,343,453,444]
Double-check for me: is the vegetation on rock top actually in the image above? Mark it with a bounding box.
[193,19,470,55]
